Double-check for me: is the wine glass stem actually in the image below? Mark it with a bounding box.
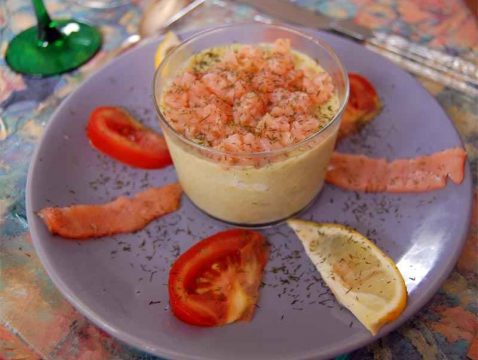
[32,0,63,43]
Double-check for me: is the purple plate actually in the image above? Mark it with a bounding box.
[26,28,473,360]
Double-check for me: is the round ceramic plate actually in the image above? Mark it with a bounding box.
[27,28,473,360]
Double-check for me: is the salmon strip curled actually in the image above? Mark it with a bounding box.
[38,183,182,239]
[326,148,467,193]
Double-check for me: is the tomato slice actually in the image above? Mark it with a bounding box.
[338,73,382,140]
[348,73,380,113]
[169,229,269,327]
[86,106,172,169]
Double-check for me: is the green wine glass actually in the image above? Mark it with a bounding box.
[5,0,102,77]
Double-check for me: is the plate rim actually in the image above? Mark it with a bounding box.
[26,26,474,360]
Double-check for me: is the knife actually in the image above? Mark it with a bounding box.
[235,0,478,97]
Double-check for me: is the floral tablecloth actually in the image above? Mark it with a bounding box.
[0,0,477,359]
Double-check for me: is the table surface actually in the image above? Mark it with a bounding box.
[0,1,477,359]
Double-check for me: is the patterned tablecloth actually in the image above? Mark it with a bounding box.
[0,0,477,359]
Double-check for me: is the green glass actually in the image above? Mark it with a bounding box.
[5,0,102,77]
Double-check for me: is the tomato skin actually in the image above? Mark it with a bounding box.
[348,73,380,113]
[338,73,382,141]
[86,106,172,169]
[169,229,268,327]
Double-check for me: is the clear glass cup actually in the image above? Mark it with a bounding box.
[153,23,349,227]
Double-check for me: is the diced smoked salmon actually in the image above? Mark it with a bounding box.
[38,183,182,239]
[326,148,467,193]
[163,39,335,153]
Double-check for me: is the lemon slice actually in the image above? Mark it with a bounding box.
[287,219,407,335]
[155,31,181,69]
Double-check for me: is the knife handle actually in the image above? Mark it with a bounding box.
[365,41,478,98]
[366,33,478,91]
[327,19,478,97]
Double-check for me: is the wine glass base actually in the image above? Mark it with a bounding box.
[6,20,102,77]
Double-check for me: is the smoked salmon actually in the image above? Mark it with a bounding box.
[38,183,182,239]
[162,39,337,154]
[326,148,466,193]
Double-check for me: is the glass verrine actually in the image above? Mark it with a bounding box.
[153,23,349,227]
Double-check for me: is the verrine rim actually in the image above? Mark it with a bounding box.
[152,23,350,159]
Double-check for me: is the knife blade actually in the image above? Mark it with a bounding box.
[236,0,373,40]
[235,0,478,97]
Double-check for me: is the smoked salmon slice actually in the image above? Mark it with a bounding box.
[325,154,389,192]
[38,183,182,239]
[326,148,466,193]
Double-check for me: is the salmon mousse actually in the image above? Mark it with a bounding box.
[154,33,348,225]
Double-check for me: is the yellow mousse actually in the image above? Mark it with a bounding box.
[160,42,340,224]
